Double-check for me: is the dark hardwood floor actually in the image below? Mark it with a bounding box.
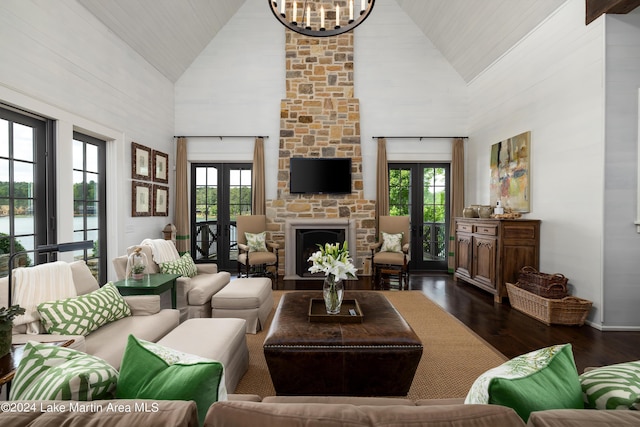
[277,272,640,373]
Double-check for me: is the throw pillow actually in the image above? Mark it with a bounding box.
[10,341,118,401]
[380,232,403,253]
[159,252,198,278]
[245,231,268,252]
[37,282,131,336]
[465,343,583,422]
[117,335,227,425]
[580,360,640,410]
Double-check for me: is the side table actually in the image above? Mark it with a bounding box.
[113,273,180,309]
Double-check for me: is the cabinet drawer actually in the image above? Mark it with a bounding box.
[474,225,498,236]
[456,223,473,233]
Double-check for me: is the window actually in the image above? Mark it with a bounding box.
[73,132,106,283]
[0,106,50,274]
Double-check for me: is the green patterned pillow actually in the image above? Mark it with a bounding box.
[10,341,118,401]
[380,232,403,253]
[245,231,268,252]
[159,252,198,277]
[117,335,226,425]
[580,361,640,409]
[465,344,583,422]
[37,282,131,336]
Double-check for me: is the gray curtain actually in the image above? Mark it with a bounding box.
[376,137,389,233]
[252,137,265,215]
[175,137,190,254]
[448,138,465,273]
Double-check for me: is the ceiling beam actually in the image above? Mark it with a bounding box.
[586,0,640,24]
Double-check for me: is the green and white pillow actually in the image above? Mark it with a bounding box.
[117,335,226,425]
[580,361,640,410]
[159,252,198,277]
[245,231,268,252]
[465,344,583,422]
[38,282,131,336]
[10,341,118,401]
[380,232,403,253]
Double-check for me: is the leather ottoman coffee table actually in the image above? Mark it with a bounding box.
[263,291,423,396]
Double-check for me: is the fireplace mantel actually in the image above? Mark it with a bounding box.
[284,218,357,280]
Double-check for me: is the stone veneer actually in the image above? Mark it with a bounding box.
[265,11,376,276]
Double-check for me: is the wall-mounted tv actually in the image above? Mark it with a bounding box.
[289,157,352,194]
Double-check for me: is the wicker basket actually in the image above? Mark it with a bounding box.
[506,282,592,326]
[517,266,568,299]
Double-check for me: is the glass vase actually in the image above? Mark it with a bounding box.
[126,247,148,281]
[323,275,344,315]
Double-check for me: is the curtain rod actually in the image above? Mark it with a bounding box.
[173,135,269,139]
[372,136,468,140]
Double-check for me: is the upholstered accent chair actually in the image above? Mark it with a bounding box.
[370,215,411,289]
[236,215,279,282]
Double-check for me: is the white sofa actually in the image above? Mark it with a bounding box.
[113,245,230,321]
[0,260,179,369]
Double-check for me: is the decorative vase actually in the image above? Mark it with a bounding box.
[126,247,148,281]
[0,322,13,358]
[323,275,344,315]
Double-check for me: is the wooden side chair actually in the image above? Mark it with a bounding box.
[370,216,411,289]
[236,215,279,282]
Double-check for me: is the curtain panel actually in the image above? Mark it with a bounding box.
[448,138,465,273]
[175,137,190,254]
[376,137,389,233]
[252,137,265,215]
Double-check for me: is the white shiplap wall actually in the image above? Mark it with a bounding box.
[603,14,640,328]
[175,0,469,201]
[468,0,608,327]
[0,0,175,279]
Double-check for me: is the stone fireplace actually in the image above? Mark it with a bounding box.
[265,5,376,277]
[284,218,357,280]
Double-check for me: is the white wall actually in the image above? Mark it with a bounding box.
[467,0,608,326]
[603,14,640,328]
[0,0,175,279]
[175,0,469,201]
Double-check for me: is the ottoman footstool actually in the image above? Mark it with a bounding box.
[157,318,249,393]
[211,277,273,334]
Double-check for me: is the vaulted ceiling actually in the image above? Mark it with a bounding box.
[77,0,638,83]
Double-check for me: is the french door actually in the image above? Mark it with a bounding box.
[388,163,450,271]
[190,163,252,271]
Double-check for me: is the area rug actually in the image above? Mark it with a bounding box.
[234,290,508,400]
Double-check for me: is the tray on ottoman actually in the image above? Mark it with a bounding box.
[308,298,363,323]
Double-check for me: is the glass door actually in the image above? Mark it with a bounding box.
[191,163,252,271]
[389,163,450,271]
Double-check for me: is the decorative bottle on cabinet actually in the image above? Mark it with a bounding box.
[453,217,540,303]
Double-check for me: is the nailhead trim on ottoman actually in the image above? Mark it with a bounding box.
[211,278,273,334]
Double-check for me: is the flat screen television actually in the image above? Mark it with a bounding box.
[289,157,352,194]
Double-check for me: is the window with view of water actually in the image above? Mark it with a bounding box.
[0,107,49,276]
[73,132,106,284]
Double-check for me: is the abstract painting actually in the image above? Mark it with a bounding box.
[490,131,530,212]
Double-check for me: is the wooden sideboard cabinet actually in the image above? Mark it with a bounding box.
[454,218,540,303]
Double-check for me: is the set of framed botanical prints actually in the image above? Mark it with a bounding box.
[131,142,169,217]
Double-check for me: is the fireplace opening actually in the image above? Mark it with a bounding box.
[296,229,346,277]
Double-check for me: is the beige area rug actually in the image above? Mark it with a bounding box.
[234,290,508,400]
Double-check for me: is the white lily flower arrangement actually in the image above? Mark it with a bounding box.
[308,242,358,280]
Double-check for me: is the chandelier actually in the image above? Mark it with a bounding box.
[269,0,375,37]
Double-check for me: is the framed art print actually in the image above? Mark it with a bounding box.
[132,142,152,181]
[153,150,169,184]
[153,185,169,216]
[132,182,152,217]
